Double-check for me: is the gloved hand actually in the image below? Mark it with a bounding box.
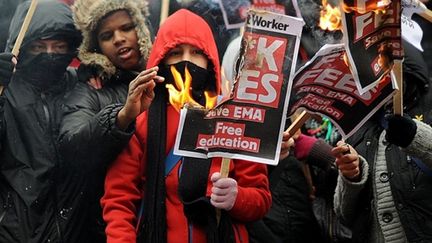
[0,53,16,86]
[385,114,417,148]
[294,133,318,161]
[77,63,103,87]
[210,172,238,211]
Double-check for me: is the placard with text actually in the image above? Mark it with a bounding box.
[341,0,402,94]
[174,10,304,165]
[288,44,395,139]
[219,0,286,29]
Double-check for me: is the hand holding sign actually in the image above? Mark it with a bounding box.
[0,0,38,95]
[0,53,16,87]
[174,10,304,165]
[331,141,360,181]
[210,172,238,211]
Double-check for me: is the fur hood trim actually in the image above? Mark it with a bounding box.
[72,0,151,80]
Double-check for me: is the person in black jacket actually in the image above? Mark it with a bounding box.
[333,59,432,242]
[58,0,162,242]
[0,0,84,242]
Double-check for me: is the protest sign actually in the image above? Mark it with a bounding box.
[401,0,431,52]
[174,10,304,165]
[288,44,395,139]
[341,0,402,94]
[219,0,286,29]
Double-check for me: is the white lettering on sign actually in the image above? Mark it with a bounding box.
[215,122,243,136]
[257,37,284,71]
[233,106,264,121]
[354,3,400,40]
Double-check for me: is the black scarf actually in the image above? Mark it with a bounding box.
[158,61,216,106]
[139,83,168,243]
[138,81,234,243]
[16,52,74,89]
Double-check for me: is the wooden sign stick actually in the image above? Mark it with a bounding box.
[392,59,403,115]
[216,157,231,225]
[287,110,311,136]
[160,0,170,25]
[0,0,38,95]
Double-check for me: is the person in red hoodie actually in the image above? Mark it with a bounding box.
[101,9,272,243]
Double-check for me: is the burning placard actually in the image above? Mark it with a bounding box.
[173,10,304,165]
[341,0,402,94]
[288,44,395,139]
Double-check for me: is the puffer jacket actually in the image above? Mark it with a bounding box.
[0,1,84,242]
[58,0,152,242]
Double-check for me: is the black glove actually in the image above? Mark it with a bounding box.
[77,63,103,83]
[385,114,417,148]
[0,53,15,86]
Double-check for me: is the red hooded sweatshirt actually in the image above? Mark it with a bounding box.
[101,9,271,243]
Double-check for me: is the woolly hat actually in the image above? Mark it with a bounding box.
[72,0,152,80]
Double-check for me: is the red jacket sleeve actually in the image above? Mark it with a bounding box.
[226,160,272,222]
[101,134,145,243]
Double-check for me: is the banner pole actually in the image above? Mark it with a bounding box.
[216,157,231,225]
[160,0,170,25]
[0,0,38,95]
[392,59,403,115]
[287,110,311,136]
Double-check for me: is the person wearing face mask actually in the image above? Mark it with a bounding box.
[58,0,161,242]
[101,9,272,243]
[0,0,88,242]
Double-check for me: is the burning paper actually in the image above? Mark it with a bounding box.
[340,0,403,94]
[174,10,304,165]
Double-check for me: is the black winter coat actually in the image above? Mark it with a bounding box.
[0,70,80,243]
[346,119,432,243]
[247,156,321,243]
[0,1,85,242]
[58,70,136,243]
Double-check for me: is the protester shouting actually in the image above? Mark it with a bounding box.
[101,9,272,243]
[58,0,161,242]
[0,0,87,242]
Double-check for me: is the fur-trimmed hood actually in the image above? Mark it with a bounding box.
[72,0,152,80]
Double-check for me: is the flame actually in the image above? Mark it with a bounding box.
[319,0,391,31]
[343,52,350,66]
[319,0,342,31]
[220,67,233,98]
[166,65,217,111]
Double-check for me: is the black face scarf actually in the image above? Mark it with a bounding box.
[16,52,74,89]
[159,60,216,106]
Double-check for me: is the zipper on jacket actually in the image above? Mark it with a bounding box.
[41,92,65,243]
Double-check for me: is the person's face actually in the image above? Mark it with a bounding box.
[97,10,141,71]
[164,44,208,69]
[27,40,69,55]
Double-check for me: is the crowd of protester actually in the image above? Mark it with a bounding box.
[0,0,431,243]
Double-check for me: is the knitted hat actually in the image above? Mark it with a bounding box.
[72,0,152,80]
